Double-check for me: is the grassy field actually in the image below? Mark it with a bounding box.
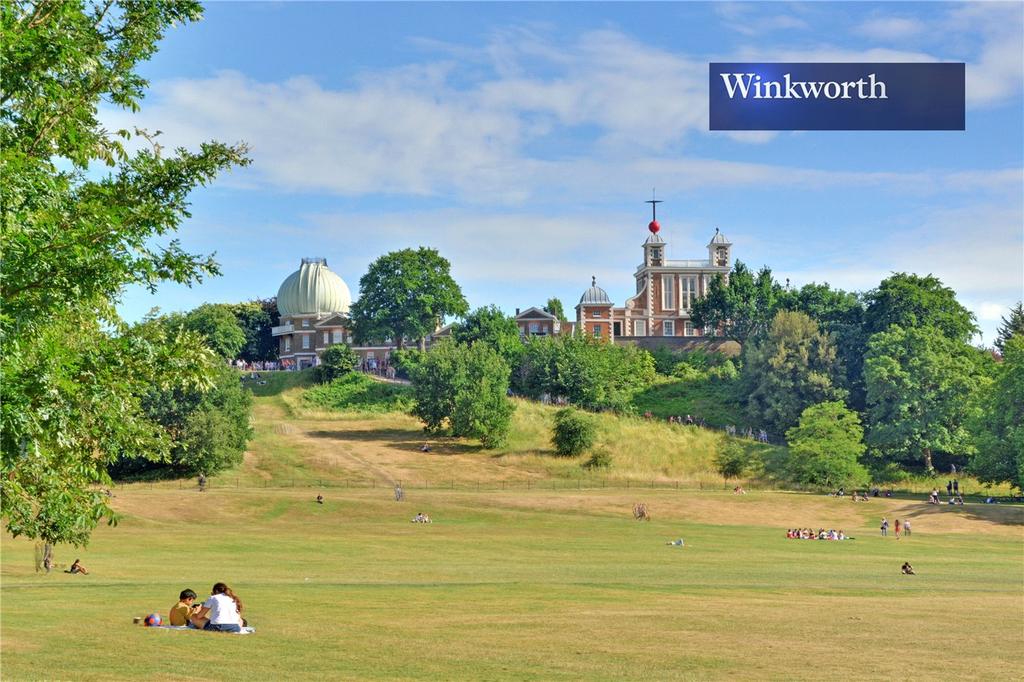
[2,487,1022,680]
[3,376,1021,680]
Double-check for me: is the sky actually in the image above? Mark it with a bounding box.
[112,1,1024,345]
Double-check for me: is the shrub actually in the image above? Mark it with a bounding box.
[552,407,598,457]
[785,401,870,489]
[315,344,360,383]
[583,448,613,469]
[303,373,413,412]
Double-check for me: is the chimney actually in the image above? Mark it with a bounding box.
[515,308,520,316]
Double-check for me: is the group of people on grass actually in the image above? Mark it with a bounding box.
[786,528,851,541]
[929,482,965,505]
[411,512,431,523]
[168,583,246,632]
[880,517,911,538]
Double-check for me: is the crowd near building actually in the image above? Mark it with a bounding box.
[270,206,734,368]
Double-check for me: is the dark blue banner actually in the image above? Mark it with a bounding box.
[709,63,965,131]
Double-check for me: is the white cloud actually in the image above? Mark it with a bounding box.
[714,4,809,37]
[855,17,924,41]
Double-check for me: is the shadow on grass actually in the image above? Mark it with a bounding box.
[889,500,1024,526]
[307,428,487,455]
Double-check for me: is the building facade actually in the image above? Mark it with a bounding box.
[573,211,732,341]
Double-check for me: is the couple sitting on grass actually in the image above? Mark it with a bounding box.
[170,583,246,632]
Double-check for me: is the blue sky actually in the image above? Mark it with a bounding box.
[112,1,1024,345]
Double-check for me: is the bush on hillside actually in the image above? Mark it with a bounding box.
[784,401,869,489]
[552,407,598,456]
[303,372,413,412]
[714,441,749,479]
[582,448,613,469]
[315,344,360,383]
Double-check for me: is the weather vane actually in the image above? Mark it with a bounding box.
[645,188,663,221]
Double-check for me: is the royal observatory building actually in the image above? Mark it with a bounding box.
[272,257,357,370]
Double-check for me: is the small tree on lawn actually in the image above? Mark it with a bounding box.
[715,441,748,480]
[316,344,360,383]
[552,407,597,457]
[785,401,869,489]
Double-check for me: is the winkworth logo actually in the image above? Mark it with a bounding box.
[709,63,965,130]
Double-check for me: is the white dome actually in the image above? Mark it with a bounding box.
[276,258,351,317]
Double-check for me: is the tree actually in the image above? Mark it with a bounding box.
[864,325,989,472]
[715,441,749,480]
[316,344,360,383]
[544,298,566,321]
[969,336,1024,489]
[864,273,977,342]
[179,304,246,359]
[742,311,846,436]
[451,305,523,366]
[514,335,656,412]
[231,299,279,362]
[408,340,514,448]
[551,408,597,456]
[779,283,867,409]
[995,302,1024,354]
[350,248,468,350]
[1,1,248,546]
[691,261,784,344]
[784,401,869,488]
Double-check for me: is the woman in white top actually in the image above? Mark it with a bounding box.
[192,582,244,632]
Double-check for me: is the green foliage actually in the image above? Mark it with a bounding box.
[315,344,360,383]
[779,283,867,409]
[690,261,784,343]
[544,297,567,321]
[171,303,246,359]
[0,1,248,545]
[582,449,613,470]
[514,335,656,412]
[864,273,977,342]
[995,302,1024,354]
[784,401,869,489]
[649,346,681,375]
[969,336,1024,489]
[350,248,468,349]
[742,311,846,437]
[111,361,253,478]
[865,325,990,471]
[303,373,414,413]
[715,441,750,479]
[230,299,279,362]
[408,340,514,447]
[631,375,745,428]
[451,305,524,365]
[551,408,598,456]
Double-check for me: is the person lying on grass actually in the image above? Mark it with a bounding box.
[169,589,202,627]
[191,582,245,632]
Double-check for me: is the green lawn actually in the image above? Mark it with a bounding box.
[3,487,1021,680]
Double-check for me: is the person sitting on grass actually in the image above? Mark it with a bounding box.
[191,582,244,633]
[67,559,89,575]
[169,589,201,627]
[412,512,431,523]
[316,494,324,504]
[733,486,746,495]
[901,562,915,575]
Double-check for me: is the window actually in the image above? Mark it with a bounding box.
[684,322,695,337]
[301,319,310,328]
[592,310,603,318]
[284,337,291,352]
[613,322,622,337]
[663,320,675,336]
[635,320,646,336]
[332,330,343,343]
[302,335,310,349]
[593,325,602,338]
[681,277,696,310]
[529,322,539,334]
[323,331,329,345]
[662,274,675,310]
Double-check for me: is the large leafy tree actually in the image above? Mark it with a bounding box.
[544,297,566,321]
[995,302,1024,355]
[785,401,869,489]
[779,283,867,409]
[451,305,523,366]
[231,299,279,362]
[691,261,784,344]
[351,247,468,350]
[864,325,989,472]
[408,340,514,448]
[742,311,846,437]
[1,1,248,545]
[864,273,977,342]
[969,336,1024,490]
[171,303,246,360]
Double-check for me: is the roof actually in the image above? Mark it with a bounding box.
[644,233,665,245]
[578,277,612,305]
[708,227,731,245]
[277,258,352,316]
[516,306,558,320]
